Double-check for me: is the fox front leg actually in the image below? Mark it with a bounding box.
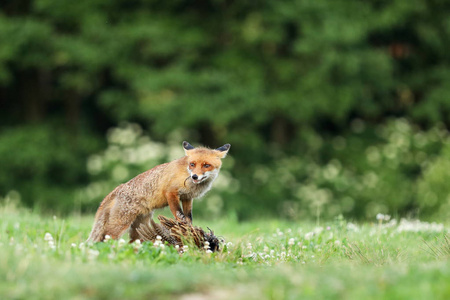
[182,199,193,223]
[166,191,186,221]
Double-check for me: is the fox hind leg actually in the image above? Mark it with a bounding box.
[102,209,138,240]
[129,212,153,242]
[88,196,141,242]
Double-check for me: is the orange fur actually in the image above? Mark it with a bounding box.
[87,141,230,242]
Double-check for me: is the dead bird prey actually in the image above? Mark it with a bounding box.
[136,215,221,252]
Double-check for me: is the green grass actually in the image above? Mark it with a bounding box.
[1,202,449,300]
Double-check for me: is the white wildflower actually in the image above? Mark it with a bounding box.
[71,243,77,248]
[396,219,444,233]
[118,239,126,247]
[48,240,55,249]
[44,233,53,242]
[133,239,142,250]
[104,235,111,242]
[304,232,314,240]
[288,238,295,246]
[376,213,384,221]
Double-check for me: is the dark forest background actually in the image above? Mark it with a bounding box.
[1,0,450,221]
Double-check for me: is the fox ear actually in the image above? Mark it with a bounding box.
[215,143,231,158]
[183,141,195,155]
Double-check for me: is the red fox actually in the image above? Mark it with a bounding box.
[87,141,230,242]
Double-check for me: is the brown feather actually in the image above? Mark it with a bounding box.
[136,215,221,252]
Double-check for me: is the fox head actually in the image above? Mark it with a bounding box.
[183,141,230,184]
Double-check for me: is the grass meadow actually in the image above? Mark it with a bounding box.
[1,201,449,300]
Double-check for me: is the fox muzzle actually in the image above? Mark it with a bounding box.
[191,173,208,184]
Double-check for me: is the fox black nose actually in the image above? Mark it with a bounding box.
[192,174,198,180]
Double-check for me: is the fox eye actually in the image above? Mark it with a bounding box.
[204,164,211,168]
[190,163,195,167]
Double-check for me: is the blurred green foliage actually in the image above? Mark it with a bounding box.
[1,0,450,220]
